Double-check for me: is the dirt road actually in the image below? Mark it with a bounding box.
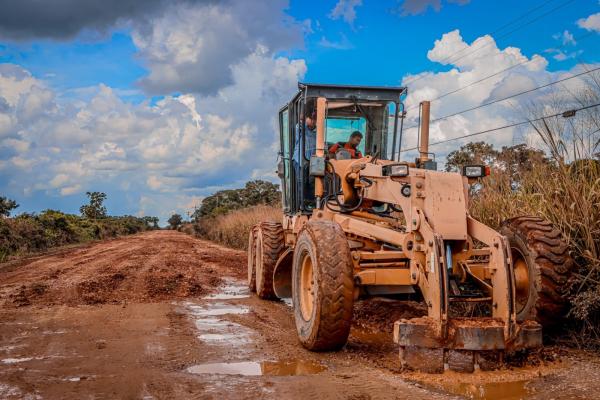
[0,231,599,399]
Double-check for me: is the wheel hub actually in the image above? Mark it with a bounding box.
[299,251,315,321]
[512,248,530,313]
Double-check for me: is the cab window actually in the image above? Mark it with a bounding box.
[325,117,367,155]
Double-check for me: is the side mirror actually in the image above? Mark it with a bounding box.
[277,160,285,178]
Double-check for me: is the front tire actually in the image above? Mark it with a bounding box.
[292,221,354,351]
[501,216,574,328]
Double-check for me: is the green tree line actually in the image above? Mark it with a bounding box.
[0,191,160,262]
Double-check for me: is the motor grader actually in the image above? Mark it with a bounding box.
[247,83,573,373]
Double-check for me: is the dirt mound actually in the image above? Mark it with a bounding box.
[145,270,205,299]
[76,272,126,304]
[0,231,243,307]
[353,298,427,333]
[9,282,49,306]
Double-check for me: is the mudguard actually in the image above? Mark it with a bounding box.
[272,248,294,298]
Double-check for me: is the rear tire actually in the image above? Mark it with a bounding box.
[247,227,257,293]
[292,221,354,351]
[255,222,284,299]
[500,216,574,328]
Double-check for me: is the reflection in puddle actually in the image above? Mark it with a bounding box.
[203,280,249,300]
[184,301,253,346]
[432,379,532,400]
[198,333,251,343]
[186,303,249,317]
[186,360,326,376]
[2,357,35,364]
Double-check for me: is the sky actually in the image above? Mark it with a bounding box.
[0,0,598,223]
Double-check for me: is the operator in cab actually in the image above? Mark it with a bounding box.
[328,131,363,159]
[292,112,317,207]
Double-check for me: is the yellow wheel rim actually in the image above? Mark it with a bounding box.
[512,248,530,313]
[299,251,315,321]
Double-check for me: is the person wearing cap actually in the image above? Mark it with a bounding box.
[328,131,363,159]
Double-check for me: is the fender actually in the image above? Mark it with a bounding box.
[272,248,294,298]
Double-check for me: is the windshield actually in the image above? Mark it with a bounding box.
[325,117,367,155]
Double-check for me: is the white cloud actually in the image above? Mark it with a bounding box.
[329,0,362,25]
[562,30,576,46]
[0,45,305,222]
[132,0,304,95]
[396,0,471,16]
[319,33,354,50]
[60,184,82,196]
[401,29,594,162]
[577,12,600,32]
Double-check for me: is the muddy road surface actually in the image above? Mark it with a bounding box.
[1,231,599,399]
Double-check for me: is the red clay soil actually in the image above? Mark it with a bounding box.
[0,230,599,399]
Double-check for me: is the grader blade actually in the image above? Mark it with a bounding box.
[394,317,542,373]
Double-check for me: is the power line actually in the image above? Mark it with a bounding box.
[406,30,596,112]
[403,0,575,87]
[403,65,600,131]
[399,102,600,153]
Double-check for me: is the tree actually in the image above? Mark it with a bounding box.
[445,142,551,189]
[0,196,18,217]
[80,192,107,219]
[193,180,281,220]
[242,180,281,207]
[142,216,160,229]
[445,142,498,172]
[168,214,183,229]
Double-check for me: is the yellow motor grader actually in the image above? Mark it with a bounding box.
[247,83,573,372]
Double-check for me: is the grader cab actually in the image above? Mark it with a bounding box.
[247,83,573,372]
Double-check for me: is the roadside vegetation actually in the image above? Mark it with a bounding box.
[186,180,281,249]
[453,76,600,347]
[0,192,159,262]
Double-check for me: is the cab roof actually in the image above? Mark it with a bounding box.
[297,82,406,103]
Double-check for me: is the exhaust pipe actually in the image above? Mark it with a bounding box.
[419,100,430,163]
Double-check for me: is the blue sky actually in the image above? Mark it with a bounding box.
[0,0,598,222]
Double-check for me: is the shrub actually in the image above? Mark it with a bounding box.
[194,205,282,250]
[0,211,156,262]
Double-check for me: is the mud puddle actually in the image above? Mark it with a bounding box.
[186,360,326,377]
[203,279,249,300]
[437,379,531,400]
[409,370,538,400]
[184,301,252,345]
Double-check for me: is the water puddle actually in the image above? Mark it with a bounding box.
[197,333,251,343]
[438,379,531,400]
[183,301,253,346]
[186,360,326,376]
[185,303,249,317]
[1,357,36,364]
[203,279,249,300]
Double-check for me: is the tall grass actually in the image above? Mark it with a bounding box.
[470,76,600,345]
[194,205,282,250]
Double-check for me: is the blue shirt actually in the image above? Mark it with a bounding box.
[293,124,316,162]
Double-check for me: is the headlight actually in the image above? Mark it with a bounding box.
[462,165,490,178]
[384,163,409,177]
